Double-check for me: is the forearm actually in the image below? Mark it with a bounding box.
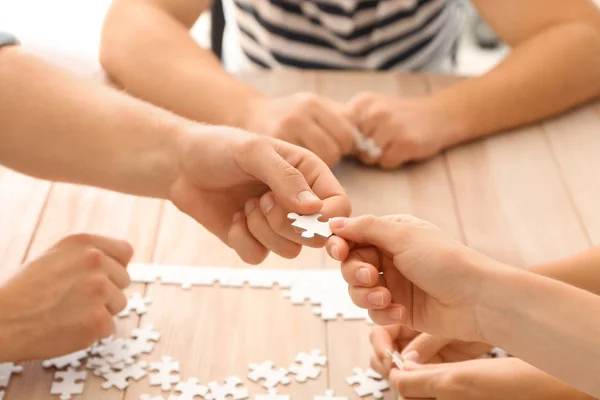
[527,246,600,295]
[430,22,600,148]
[481,268,600,398]
[0,46,184,198]
[100,2,263,129]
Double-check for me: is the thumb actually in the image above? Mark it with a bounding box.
[241,139,323,214]
[402,333,453,364]
[329,214,416,254]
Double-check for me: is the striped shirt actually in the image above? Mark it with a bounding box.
[229,0,470,72]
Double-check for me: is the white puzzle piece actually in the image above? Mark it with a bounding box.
[42,350,88,370]
[96,338,138,366]
[352,129,382,160]
[149,356,180,391]
[287,213,332,239]
[169,378,209,400]
[346,368,389,399]
[248,361,290,389]
[118,292,152,318]
[314,390,348,400]
[289,350,327,383]
[86,357,116,376]
[51,367,87,400]
[254,388,290,400]
[206,376,249,400]
[0,363,23,387]
[101,361,147,391]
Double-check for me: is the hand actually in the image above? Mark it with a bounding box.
[243,93,356,166]
[169,126,351,264]
[388,357,594,400]
[0,234,132,362]
[327,214,508,342]
[369,325,492,378]
[345,93,446,168]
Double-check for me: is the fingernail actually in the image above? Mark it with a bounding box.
[232,212,243,223]
[297,190,319,204]
[389,307,404,321]
[259,194,275,214]
[244,199,257,215]
[368,291,384,306]
[329,217,347,229]
[402,350,421,364]
[356,268,372,285]
[330,245,339,260]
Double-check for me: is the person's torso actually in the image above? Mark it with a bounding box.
[230,0,469,72]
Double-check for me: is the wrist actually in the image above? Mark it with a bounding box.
[424,89,475,149]
[237,95,268,133]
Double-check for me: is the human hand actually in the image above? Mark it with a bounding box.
[369,325,492,378]
[169,126,351,264]
[242,93,356,166]
[345,93,446,168]
[327,214,509,342]
[0,234,132,362]
[388,357,594,400]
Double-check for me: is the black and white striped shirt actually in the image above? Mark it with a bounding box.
[230,0,469,72]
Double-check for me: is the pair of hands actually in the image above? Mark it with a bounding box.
[242,93,445,168]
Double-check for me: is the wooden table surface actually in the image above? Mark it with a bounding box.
[1,71,600,400]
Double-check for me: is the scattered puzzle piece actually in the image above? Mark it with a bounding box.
[96,338,138,366]
[314,390,348,400]
[42,350,88,370]
[254,388,290,400]
[206,376,249,400]
[118,292,152,318]
[0,363,23,387]
[131,325,161,343]
[346,368,389,399]
[248,361,290,389]
[287,213,332,239]
[101,361,147,391]
[170,378,209,400]
[51,367,87,400]
[149,356,180,391]
[289,350,327,383]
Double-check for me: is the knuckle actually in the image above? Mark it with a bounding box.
[115,293,128,314]
[87,275,110,297]
[279,245,302,260]
[297,92,320,108]
[435,370,463,394]
[82,248,104,270]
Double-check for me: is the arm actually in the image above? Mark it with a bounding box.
[0,45,184,198]
[482,267,600,398]
[99,0,262,129]
[431,0,600,148]
[527,246,600,295]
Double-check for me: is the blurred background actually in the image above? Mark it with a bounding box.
[0,0,599,77]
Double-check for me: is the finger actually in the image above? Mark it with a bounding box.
[379,142,412,170]
[101,254,132,290]
[370,356,391,378]
[402,334,453,364]
[245,198,303,259]
[389,368,438,399]
[369,304,409,326]
[239,138,323,216]
[326,235,351,261]
[104,283,127,316]
[348,284,392,309]
[329,214,419,254]
[312,98,356,155]
[340,248,381,287]
[228,211,269,265]
[84,234,134,266]
[299,124,343,167]
[370,325,402,362]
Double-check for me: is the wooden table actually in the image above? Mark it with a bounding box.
[1,72,599,399]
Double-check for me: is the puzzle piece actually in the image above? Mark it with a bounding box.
[149,356,180,391]
[96,338,139,366]
[386,350,404,370]
[169,378,209,400]
[352,128,382,159]
[51,367,87,400]
[42,350,88,370]
[206,376,249,400]
[287,213,332,239]
[132,325,161,343]
[346,368,389,399]
[289,350,327,382]
[118,292,152,317]
[254,389,290,400]
[0,363,23,387]
[101,361,147,390]
[248,361,290,389]
[314,390,348,400]
[86,357,115,376]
